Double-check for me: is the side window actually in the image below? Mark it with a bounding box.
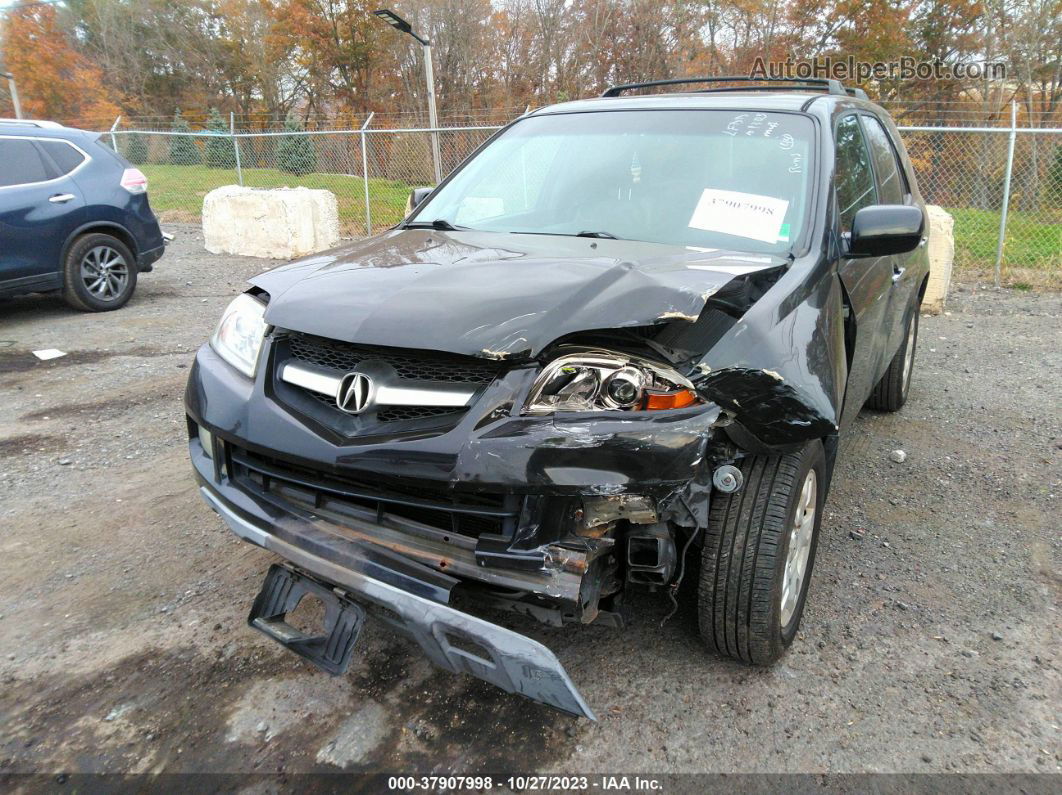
[861,117,906,205]
[0,139,52,187]
[38,140,87,176]
[834,115,877,234]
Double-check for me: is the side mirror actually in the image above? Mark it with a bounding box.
[405,186,434,216]
[848,205,924,257]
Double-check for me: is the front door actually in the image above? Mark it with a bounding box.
[833,114,893,423]
[860,114,924,358]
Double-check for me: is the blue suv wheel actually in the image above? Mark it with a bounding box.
[62,232,138,311]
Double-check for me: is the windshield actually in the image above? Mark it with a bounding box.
[412,109,815,254]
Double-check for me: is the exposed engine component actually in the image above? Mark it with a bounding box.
[625,522,677,589]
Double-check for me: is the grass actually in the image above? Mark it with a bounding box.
[946,206,1061,288]
[140,163,412,235]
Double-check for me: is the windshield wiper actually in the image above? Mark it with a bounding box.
[403,219,466,231]
[508,230,622,240]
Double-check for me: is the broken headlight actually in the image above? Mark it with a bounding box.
[525,352,702,414]
[210,293,268,378]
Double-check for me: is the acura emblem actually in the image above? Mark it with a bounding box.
[336,372,373,414]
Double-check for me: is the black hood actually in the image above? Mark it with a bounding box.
[251,229,783,360]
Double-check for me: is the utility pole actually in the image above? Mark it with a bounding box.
[1,72,22,119]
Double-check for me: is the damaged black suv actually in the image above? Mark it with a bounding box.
[186,77,928,719]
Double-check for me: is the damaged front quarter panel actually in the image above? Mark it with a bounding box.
[684,261,847,449]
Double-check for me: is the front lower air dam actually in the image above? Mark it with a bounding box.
[196,483,596,720]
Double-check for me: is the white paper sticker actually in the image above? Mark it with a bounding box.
[687,188,789,244]
[33,349,67,361]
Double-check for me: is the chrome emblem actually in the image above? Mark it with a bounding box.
[336,372,373,414]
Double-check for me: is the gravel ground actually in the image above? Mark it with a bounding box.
[0,226,1059,776]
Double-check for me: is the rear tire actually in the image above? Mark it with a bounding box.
[62,233,137,312]
[866,309,918,411]
[697,440,825,665]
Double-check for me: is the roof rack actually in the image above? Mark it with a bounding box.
[0,118,64,129]
[601,76,856,98]
[846,87,870,100]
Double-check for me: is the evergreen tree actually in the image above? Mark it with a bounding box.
[124,132,148,164]
[276,115,316,176]
[204,108,236,169]
[168,110,200,166]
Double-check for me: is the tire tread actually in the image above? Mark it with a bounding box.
[698,442,821,665]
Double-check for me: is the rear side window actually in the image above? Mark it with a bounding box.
[834,115,877,233]
[38,139,87,176]
[0,138,52,187]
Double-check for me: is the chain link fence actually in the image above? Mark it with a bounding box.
[105,113,1061,282]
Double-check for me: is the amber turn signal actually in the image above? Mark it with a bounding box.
[643,389,699,410]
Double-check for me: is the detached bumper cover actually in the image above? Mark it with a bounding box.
[199,482,595,719]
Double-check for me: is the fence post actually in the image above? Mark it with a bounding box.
[360,112,375,236]
[994,101,1017,287]
[230,112,243,186]
[109,116,121,152]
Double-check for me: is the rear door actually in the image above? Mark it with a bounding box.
[834,114,893,422]
[0,136,86,284]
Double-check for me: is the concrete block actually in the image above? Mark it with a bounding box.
[922,205,954,314]
[202,185,340,259]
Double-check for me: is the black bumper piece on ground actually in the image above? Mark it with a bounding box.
[199,483,596,719]
[249,563,366,675]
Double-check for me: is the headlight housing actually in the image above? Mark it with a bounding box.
[210,293,268,378]
[525,351,702,414]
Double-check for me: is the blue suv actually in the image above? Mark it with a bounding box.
[0,119,166,311]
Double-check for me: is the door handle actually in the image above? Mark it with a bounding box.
[892,267,906,283]
[49,193,76,203]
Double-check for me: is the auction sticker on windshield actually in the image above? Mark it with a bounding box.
[688,188,789,244]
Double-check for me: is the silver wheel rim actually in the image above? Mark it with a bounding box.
[80,245,129,301]
[901,321,917,393]
[780,469,817,627]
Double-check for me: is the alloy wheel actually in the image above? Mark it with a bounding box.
[780,468,817,627]
[80,245,129,301]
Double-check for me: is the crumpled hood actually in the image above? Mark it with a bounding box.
[251,229,783,360]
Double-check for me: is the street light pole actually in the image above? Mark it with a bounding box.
[421,40,442,183]
[1,71,22,119]
[372,9,442,183]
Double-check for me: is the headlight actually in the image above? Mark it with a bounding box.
[210,293,268,378]
[525,351,703,414]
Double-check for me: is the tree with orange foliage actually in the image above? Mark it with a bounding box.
[1,5,121,125]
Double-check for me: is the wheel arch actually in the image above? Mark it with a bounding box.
[60,221,139,268]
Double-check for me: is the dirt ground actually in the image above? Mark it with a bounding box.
[0,226,1059,777]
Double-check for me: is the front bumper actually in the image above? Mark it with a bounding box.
[198,476,595,719]
[187,340,724,716]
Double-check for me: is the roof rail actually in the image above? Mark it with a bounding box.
[601,76,852,98]
[846,87,870,100]
[0,118,64,129]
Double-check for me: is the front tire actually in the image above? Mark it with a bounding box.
[697,440,825,665]
[866,309,918,411]
[62,233,137,312]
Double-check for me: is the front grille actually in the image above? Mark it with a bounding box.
[377,405,463,422]
[230,446,519,539]
[288,332,500,385]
